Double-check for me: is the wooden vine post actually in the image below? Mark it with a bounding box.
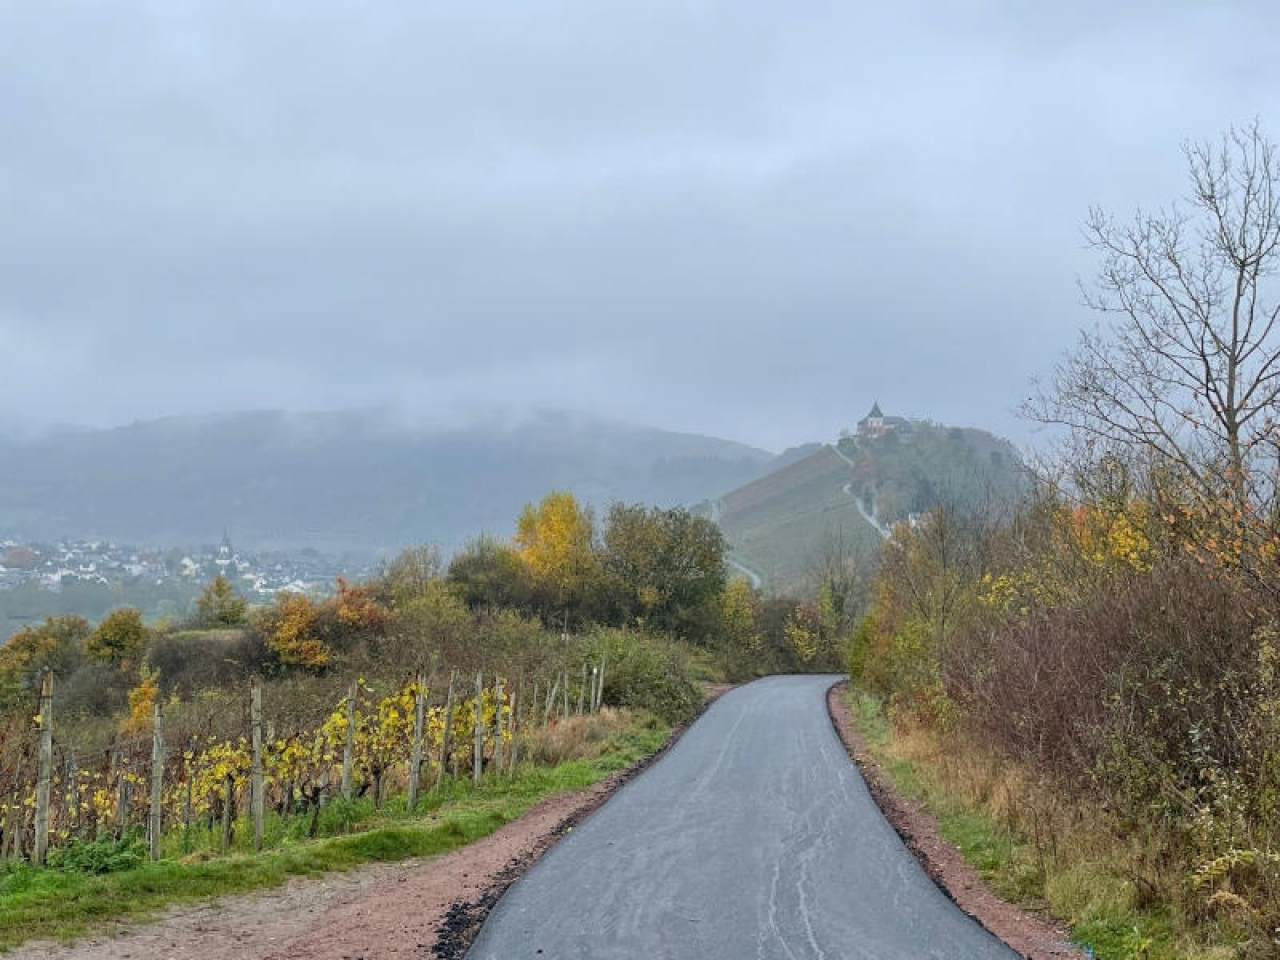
[182,739,195,853]
[115,763,130,837]
[341,679,357,800]
[250,677,265,852]
[0,795,11,862]
[472,671,484,787]
[543,674,559,726]
[507,684,520,774]
[33,668,53,866]
[529,681,539,729]
[435,670,456,792]
[577,663,587,715]
[148,701,164,861]
[595,653,607,712]
[66,750,79,839]
[220,774,234,852]
[406,671,426,812]
[493,677,505,775]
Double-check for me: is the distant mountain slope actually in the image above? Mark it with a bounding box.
[716,446,882,588]
[714,421,1025,590]
[0,410,774,553]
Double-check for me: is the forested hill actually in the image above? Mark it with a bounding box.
[0,410,774,553]
[712,421,1025,589]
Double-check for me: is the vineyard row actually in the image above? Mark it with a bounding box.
[0,654,608,866]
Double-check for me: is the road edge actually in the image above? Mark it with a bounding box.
[432,684,734,959]
[825,680,1087,960]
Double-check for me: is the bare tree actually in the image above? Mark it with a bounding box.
[1027,123,1280,517]
[804,525,876,628]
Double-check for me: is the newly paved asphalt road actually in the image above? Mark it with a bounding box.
[467,675,1018,959]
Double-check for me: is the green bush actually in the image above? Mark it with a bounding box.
[47,830,147,874]
[586,627,701,724]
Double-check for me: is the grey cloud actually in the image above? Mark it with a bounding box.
[2,0,1278,450]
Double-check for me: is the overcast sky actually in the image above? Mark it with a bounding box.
[2,1,1278,452]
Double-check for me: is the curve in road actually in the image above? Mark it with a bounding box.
[468,675,1018,959]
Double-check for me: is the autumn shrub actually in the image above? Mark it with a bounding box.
[942,554,1280,943]
[586,627,701,724]
[521,708,638,767]
[0,616,90,707]
[948,563,1264,806]
[853,483,1280,948]
[85,607,146,665]
[250,580,393,673]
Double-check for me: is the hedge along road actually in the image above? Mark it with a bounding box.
[468,674,1017,959]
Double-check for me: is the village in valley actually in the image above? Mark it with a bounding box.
[0,531,368,599]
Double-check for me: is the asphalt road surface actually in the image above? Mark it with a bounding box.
[468,674,1018,959]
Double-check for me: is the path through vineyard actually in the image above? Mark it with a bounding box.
[469,675,1017,959]
[14,676,1018,959]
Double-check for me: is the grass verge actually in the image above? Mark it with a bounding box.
[844,688,1239,960]
[0,719,667,952]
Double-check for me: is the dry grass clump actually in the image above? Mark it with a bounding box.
[521,708,637,767]
[864,697,1249,960]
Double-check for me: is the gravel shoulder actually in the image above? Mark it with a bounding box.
[826,682,1086,960]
